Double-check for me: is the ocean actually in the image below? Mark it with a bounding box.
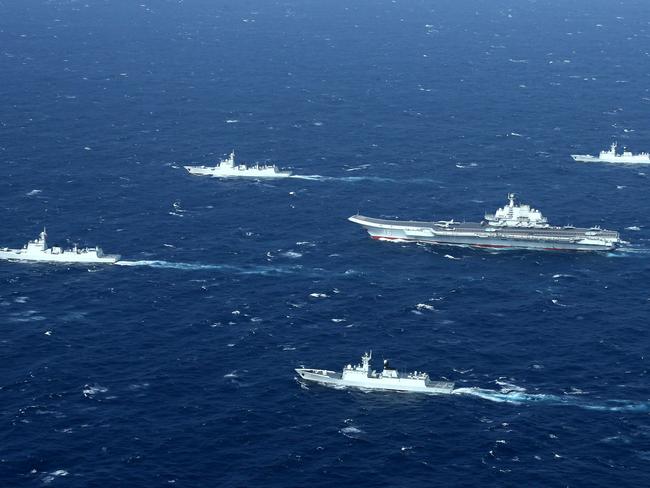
[1,0,649,486]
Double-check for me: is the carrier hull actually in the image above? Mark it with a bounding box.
[349,215,620,252]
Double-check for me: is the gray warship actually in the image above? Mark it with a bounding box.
[0,229,120,264]
[572,142,650,164]
[349,194,621,251]
[296,352,455,394]
[184,151,292,178]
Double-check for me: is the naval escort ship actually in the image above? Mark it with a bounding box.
[571,142,650,164]
[184,151,292,178]
[0,229,120,264]
[349,194,621,251]
[295,351,455,394]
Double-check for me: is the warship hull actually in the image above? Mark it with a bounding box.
[0,249,120,264]
[349,216,620,252]
[295,368,455,394]
[571,143,650,164]
[184,166,292,178]
[571,155,650,164]
[183,151,292,178]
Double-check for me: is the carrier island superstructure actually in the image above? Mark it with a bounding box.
[349,194,621,252]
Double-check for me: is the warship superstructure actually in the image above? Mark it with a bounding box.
[349,194,621,251]
[571,143,650,164]
[184,151,292,178]
[0,229,120,264]
[296,352,455,394]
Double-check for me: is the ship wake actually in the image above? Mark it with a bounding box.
[115,259,304,276]
[296,378,649,413]
[607,246,650,257]
[452,387,650,413]
[290,174,398,183]
[289,174,439,184]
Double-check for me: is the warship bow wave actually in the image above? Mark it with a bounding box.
[296,351,454,394]
[184,151,292,178]
[571,143,650,164]
[349,194,621,251]
[0,229,120,264]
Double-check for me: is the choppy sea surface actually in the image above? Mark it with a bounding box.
[1,0,650,486]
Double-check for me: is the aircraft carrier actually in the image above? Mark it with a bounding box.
[349,194,621,252]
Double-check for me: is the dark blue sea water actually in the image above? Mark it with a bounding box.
[2,0,650,486]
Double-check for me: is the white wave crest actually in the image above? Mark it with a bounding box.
[340,426,364,438]
[82,384,108,398]
[42,470,69,484]
[282,251,303,259]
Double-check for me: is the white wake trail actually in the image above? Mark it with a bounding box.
[115,260,299,275]
[610,246,650,257]
[452,386,650,412]
[289,174,440,184]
